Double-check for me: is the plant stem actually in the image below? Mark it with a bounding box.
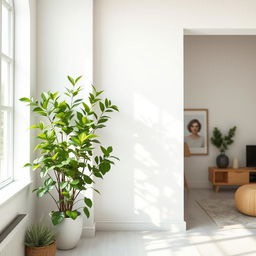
[48,192,60,211]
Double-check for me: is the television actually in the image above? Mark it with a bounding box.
[246,145,256,167]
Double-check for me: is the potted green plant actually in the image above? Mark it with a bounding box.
[20,76,119,249]
[211,126,236,168]
[25,224,56,256]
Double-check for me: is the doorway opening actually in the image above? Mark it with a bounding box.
[183,29,256,231]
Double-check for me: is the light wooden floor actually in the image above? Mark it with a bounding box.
[57,188,256,256]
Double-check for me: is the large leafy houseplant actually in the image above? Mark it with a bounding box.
[20,76,119,225]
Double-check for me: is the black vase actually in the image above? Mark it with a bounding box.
[216,154,229,168]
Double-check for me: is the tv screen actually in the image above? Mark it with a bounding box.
[246,145,256,167]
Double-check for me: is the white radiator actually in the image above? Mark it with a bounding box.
[0,214,27,256]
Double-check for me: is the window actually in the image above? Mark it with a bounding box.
[0,0,14,188]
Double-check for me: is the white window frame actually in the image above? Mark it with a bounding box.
[0,0,14,189]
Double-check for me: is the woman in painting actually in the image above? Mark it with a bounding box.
[185,119,204,148]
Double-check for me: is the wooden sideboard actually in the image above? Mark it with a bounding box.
[209,167,256,192]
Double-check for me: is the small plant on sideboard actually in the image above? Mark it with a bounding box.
[211,126,236,168]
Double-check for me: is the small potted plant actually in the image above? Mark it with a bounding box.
[25,224,56,256]
[20,76,119,250]
[211,126,236,168]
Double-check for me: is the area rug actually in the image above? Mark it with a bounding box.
[197,198,256,229]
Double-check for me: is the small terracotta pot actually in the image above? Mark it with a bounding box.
[25,241,56,256]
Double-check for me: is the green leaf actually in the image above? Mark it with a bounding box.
[32,164,41,170]
[33,143,42,152]
[83,175,93,184]
[107,146,113,153]
[41,92,49,101]
[78,132,87,143]
[37,133,47,140]
[110,156,120,161]
[51,92,59,99]
[36,187,48,197]
[56,112,65,119]
[24,163,32,167]
[77,112,83,121]
[93,188,101,194]
[60,182,68,189]
[70,179,79,185]
[39,121,45,130]
[67,76,75,86]
[110,105,119,111]
[33,107,47,116]
[99,102,105,112]
[86,134,97,139]
[82,102,90,113]
[52,152,58,160]
[29,125,39,129]
[94,172,103,178]
[65,210,78,220]
[83,207,90,218]
[44,178,52,186]
[75,76,82,84]
[82,116,88,124]
[40,168,48,178]
[71,137,80,146]
[51,211,65,226]
[98,118,108,124]
[84,197,92,208]
[53,121,66,126]
[99,162,111,175]
[32,188,38,193]
[105,98,109,107]
[96,124,106,129]
[61,191,70,197]
[20,97,31,103]
[100,146,109,157]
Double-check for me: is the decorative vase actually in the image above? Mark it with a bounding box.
[216,153,229,168]
[25,242,56,256]
[55,215,83,250]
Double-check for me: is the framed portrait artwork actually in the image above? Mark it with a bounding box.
[184,109,208,155]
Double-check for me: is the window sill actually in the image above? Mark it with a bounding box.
[0,179,32,207]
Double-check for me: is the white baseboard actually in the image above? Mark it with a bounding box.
[95,221,186,231]
[82,223,96,237]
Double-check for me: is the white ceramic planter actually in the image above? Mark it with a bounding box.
[55,215,83,250]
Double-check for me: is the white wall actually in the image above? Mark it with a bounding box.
[36,0,94,235]
[184,35,256,188]
[93,0,184,230]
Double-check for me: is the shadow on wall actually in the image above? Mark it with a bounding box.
[132,92,183,227]
[94,87,185,228]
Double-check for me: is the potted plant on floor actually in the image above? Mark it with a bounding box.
[211,126,236,168]
[25,224,56,256]
[20,76,119,250]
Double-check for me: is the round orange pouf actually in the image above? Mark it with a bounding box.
[235,184,256,216]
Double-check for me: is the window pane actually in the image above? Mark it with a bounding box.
[1,60,11,106]
[2,5,11,56]
[0,111,11,185]
[5,0,13,5]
